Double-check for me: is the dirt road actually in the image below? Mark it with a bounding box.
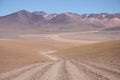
[20,31,100,43]
[0,49,120,80]
[43,31,101,43]
[0,59,120,80]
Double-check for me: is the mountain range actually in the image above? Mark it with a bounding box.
[0,10,120,34]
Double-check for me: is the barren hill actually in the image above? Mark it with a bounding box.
[0,10,120,35]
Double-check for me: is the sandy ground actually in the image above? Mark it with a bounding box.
[44,34,98,43]
[0,31,120,80]
[20,31,120,44]
[0,60,120,80]
[0,50,120,80]
[20,33,98,45]
[0,39,79,74]
[19,31,103,44]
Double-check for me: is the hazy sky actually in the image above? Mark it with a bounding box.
[0,0,120,16]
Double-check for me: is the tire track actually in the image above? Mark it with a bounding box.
[72,61,109,80]
[27,61,57,80]
[58,61,69,80]
[66,60,90,80]
[12,62,54,80]
[38,61,66,80]
[0,60,119,80]
[73,60,120,80]
[0,63,41,80]
[85,61,120,74]
[0,62,54,80]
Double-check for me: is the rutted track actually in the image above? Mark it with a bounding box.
[0,60,120,80]
[0,62,54,80]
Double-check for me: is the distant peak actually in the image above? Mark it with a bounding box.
[18,10,29,12]
[32,11,47,16]
[17,10,31,14]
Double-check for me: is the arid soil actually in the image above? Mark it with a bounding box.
[0,33,120,80]
[0,60,120,80]
[0,47,120,80]
[0,39,81,74]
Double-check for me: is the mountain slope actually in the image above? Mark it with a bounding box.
[0,10,120,35]
[0,10,120,28]
[0,10,47,28]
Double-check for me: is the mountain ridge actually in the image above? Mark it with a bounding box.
[0,10,120,34]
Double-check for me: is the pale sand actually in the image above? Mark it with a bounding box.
[0,60,120,80]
